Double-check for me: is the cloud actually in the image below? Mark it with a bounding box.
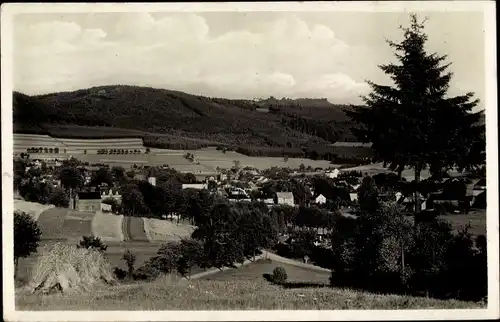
[13,13,369,103]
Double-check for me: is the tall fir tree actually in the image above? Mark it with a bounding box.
[345,14,485,214]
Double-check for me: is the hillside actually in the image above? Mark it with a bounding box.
[13,86,358,158]
[16,273,482,310]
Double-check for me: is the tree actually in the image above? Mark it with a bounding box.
[122,249,137,279]
[14,159,27,191]
[49,189,69,207]
[177,239,204,278]
[91,167,114,187]
[345,15,485,215]
[111,166,127,185]
[58,164,83,191]
[121,185,148,216]
[14,211,42,279]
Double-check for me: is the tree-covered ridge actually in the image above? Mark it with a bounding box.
[13,85,358,151]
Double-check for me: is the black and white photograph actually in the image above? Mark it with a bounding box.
[2,1,498,321]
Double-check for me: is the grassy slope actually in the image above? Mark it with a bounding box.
[13,86,356,150]
[16,274,481,310]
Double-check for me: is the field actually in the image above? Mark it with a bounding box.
[439,210,487,237]
[16,258,482,310]
[14,134,337,170]
[13,201,196,284]
[13,200,54,222]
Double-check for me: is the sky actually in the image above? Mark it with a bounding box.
[12,10,486,108]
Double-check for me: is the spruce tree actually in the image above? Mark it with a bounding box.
[346,14,485,214]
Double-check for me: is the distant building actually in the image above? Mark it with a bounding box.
[71,191,102,212]
[101,187,122,203]
[326,169,340,179]
[349,193,358,202]
[182,183,208,190]
[134,173,146,181]
[275,192,294,206]
[148,177,156,186]
[314,194,327,205]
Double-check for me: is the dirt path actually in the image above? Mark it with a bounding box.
[262,250,331,273]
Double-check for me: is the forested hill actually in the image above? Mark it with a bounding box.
[13,85,359,154]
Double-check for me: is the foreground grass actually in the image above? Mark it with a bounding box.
[16,275,483,310]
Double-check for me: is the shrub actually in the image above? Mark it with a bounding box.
[14,211,41,280]
[77,236,107,253]
[133,257,163,281]
[49,190,70,207]
[113,267,127,280]
[272,266,288,284]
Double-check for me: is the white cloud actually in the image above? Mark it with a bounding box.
[14,13,373,103]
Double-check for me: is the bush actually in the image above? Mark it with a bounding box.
[49,190,69,207]
[133,257,163,281]
[14,211,42,279]
[77,236,107,253]
[113,267,127,280]
[272,266,288,284]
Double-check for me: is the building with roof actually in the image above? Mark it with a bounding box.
[275,192,294,206]
[314,194,327,205]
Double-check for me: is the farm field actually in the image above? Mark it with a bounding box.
[143,218,195,242]
[341,162,463,181]
[14,134,338,170]
[13,200,54,222]
[15,240,165,284]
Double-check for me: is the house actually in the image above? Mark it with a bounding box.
[182,183,208,190]
[134,173,146,181]
[71,191,102,212]
[400,192,427,211]
[314,194,327,205]
[148,177,156,186]
[275,192,294,206]
[326,169,340,179]
[101,187,122,203]
[349,193,358,202]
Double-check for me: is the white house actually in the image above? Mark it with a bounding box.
[314,194,327,205]
[182,183,208,190]
[326,168,340,179]
[275,192,294,206]
[148,177,156,186]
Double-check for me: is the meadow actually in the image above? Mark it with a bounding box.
[16,258,483,310]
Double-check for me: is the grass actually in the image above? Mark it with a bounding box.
[91,211,124,242]
[36,208,69,240]
[202,259,330,286]
[143,217,195,242]
[16,273,483,310]
[439,209,487,237]
[14,200,55,222]
[126,217,149,242]
[62,211,94,241]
